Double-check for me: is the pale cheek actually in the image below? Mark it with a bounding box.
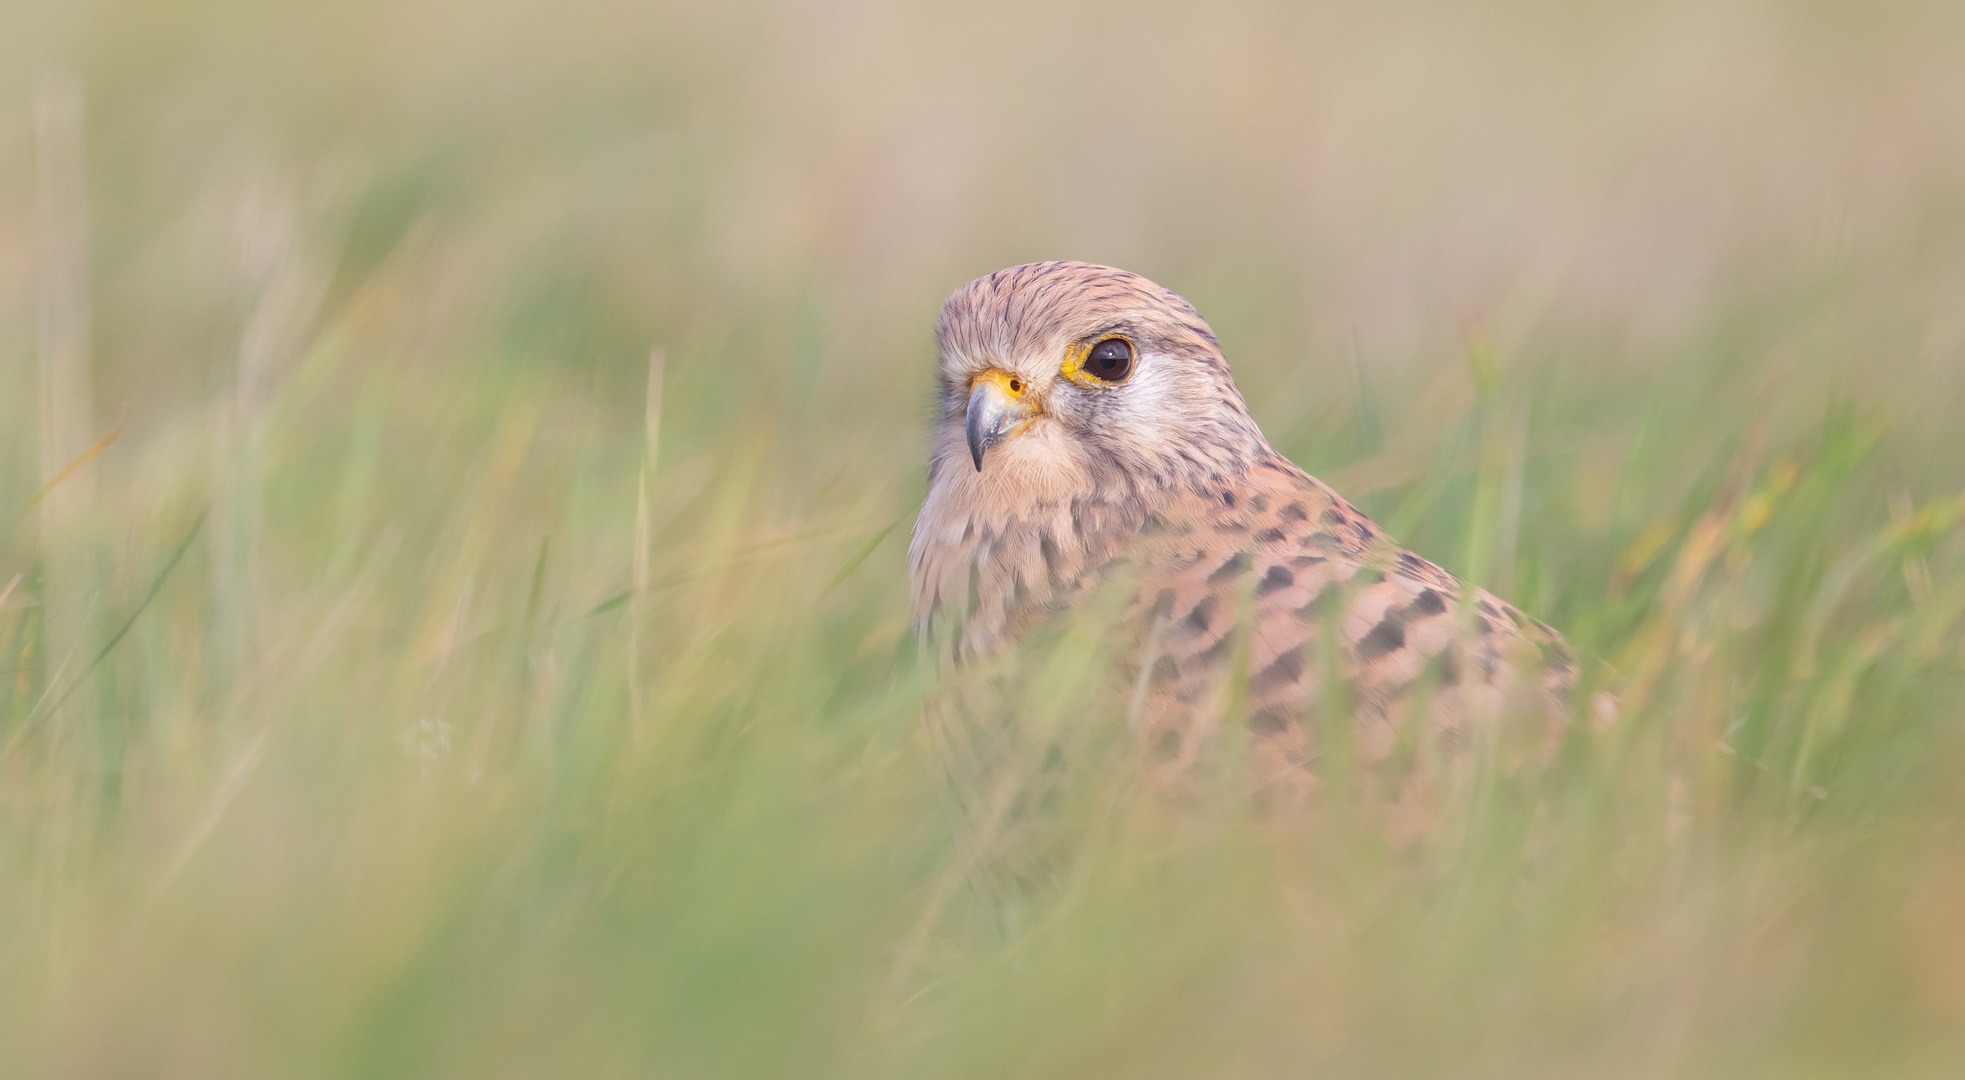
[1085,371,1196,452]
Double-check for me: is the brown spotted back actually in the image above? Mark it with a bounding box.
[1119,452,1579,796]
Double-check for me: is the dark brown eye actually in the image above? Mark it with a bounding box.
[1085,338,1134,383]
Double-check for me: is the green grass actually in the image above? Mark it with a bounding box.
[4,1,1965,1076]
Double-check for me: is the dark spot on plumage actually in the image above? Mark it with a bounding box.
[1257,565,1294,596]
[1279,502,1309,523]
[1039,531,1063,582]
[1149,588,1175,619]
[1291,553,1326,568]
[1150,655,1180,685]
[1398,552,1430,575]
[1250,649,1303,695]
[1301,532,1340,556]
[1408,588,1447,617]
[1249,705,1292,737]
[1154,728,1182,760]
[1221,490,1236,507]
[1320,509,1345,526]
[1009,571,1030,613]
[1207,551,1252,583]
[1248,494,1269,513]
[1358,613,1407,660]
[1297,587,1339,620]
[1476,599,1499,618]
[1477,616,1496,636]
[1547,650,1575,674]
[1438,647,1461,686]
[1196,629,1236,667]
[1352,521,1375,544]
[1255,527,1286,543]
[1184,595,1218,634]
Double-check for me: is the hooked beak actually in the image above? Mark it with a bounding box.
[965,370,1036,471]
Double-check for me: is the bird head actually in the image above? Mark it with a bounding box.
[930,262,1268,500]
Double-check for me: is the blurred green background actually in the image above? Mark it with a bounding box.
[3,1,1965,1076]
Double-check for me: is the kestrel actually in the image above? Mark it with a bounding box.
[910,262,1589,793]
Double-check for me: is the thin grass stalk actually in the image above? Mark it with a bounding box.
[630,346,664,742]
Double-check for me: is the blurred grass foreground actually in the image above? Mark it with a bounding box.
[5,1,1965,1076]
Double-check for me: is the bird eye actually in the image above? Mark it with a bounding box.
[1084,338,1134,383]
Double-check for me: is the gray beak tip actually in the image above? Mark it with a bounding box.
[965,383,991,471]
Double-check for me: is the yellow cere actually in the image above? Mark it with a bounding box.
[972,368,1029,400]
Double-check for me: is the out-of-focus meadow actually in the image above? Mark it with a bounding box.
[3,0,1965,1075]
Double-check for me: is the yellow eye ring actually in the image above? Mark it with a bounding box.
[1061,334,1136,386]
